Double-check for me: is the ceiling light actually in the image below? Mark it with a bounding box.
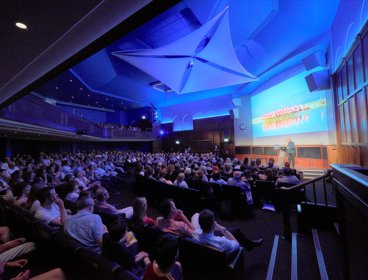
[71,96,74,98]
[87,94,90,97]
[106,98,108,101]
[55,86,59,90]
[15,21,27,30]
[69,79,73,82]
[80,88,83,90]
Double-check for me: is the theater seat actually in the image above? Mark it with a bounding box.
[179,237,244,280]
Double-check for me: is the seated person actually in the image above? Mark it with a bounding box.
[198,209,262,254]
[34,187,67,226]
[94,187,133,219]
[209,171,227,185]
[0,227,35,264]
[227,171,252,194]
[132,197,156,226]
[173,173,188,188]
[0,261,66,280]
[64,196,107,254]
[143,234,182,280]
[156,199,195,238]
[275,168,301,186]
[265,158,279,170]
[12,182,31,208]
[63,181,79,203]
[102,219,150,276]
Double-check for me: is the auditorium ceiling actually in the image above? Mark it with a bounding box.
[0,0,340,111]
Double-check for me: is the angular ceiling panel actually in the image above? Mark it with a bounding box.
[112,7,257,94]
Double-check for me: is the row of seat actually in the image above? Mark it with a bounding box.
[0,198,139,280]
[128,223,245,280]
[137,175,253,217]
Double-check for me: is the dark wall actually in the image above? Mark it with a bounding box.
[160,116,234,156]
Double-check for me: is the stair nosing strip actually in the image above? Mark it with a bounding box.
[312,229,329,280]
[291,232,297,280]
[266,234,280,280]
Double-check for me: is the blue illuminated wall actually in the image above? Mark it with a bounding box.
[331,0,368,70]
[160,94,233,131]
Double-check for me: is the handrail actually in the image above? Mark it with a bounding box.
[280,169,333,240]
[279,169,333,191]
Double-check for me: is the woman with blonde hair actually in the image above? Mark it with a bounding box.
[132,197,155,226]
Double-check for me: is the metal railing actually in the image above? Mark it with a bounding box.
[280,169,333,240]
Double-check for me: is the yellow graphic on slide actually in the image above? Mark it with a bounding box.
[252,98,326,130]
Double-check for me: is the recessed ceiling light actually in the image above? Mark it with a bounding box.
[69,79,72,82]
[80,88,83,90]
[71,96,74,98]
[96,101,98,104]
[15,21,28,30]
[55,86,59,90]
[106,98,108,101]
[87,94,90,97]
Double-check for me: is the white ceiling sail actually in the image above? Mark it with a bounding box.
[112,7,257,94]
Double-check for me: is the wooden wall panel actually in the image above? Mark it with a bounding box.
[333,25,368,167]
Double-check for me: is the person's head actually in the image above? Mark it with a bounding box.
[133,197,148,223]
[76,196,94,212]
[95,187,109,202]
[284,162,290,169]
[233,171,242,180]
[286,137,291,143]
[159,199,176,219]
[78,190,93,200]
[255,158,262,166]
[108,219,127,242]
[176,173,185,183]
[184,167,191,177]
[284,168,293,176]
[268,158,274,167]
[37,187,57,206]
[212,171,221,180]
[198,209,215,233]
[155,234,179,273]
[243,157,249,165]
[12,182,31,199]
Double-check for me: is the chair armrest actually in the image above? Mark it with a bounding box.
[227,246,244,270]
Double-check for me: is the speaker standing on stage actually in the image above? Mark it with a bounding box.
[286,137,296,168]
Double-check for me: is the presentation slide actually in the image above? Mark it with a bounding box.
[251,72,328,139]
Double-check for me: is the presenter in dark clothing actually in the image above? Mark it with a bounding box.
[286,137,296,168]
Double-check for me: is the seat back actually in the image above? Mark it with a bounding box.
[179,238,244,280]
[78,248,122,280]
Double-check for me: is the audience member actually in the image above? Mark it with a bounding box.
[132,197,155,226]
[34,187,67,226]
[102,219,150,276]
[64,196,107,253]
[156,199,195,238]
[94,187,133,219]
[143,234,182,280]
[198,209,262,253]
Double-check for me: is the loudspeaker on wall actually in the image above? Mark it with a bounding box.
[305,70,330,92]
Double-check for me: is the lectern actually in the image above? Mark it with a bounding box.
[277,147,287,167]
